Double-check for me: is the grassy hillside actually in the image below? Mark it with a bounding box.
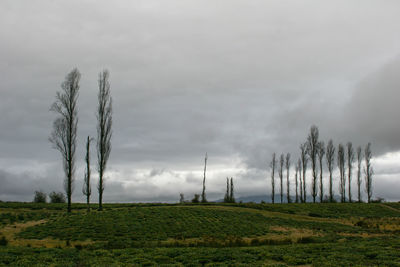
[1,202,400,266]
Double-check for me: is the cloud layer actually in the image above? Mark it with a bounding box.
[1,0,400,202]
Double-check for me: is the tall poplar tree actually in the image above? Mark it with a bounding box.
[356,146,363,202]
[279,154,284,203]
[325,140,335,202]
[270,153,277,204]
[306,126,319,203]
[49,68,80,213]
[317,141,325,202]
[347,142,355,202]
[97,70,112,211]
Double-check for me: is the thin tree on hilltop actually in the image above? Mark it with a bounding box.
[317,141,325,202]
[82,136,93,212]
[325,140,335,202]
[337,144,346,203]
[224,177,230,203]
[49,68,80,213]
[201,152,208,203]
[347,142,355,202]
[279,154,284,203]
[229,177,235,203]
[285,153,291,203]
[295,160,300,203]
[300,143,308,203]
[306,126,319,203]
[356,146,363,202]
[364,143,373,203]
[97,70,112,211]
[270,153,277,204]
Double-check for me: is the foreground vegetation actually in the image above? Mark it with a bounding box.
[1,202,400,266]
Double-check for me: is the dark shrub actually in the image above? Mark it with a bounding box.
[49,191,66,203]
[33,191,47,203]
[192,194,200,203]
[0,236,8,246]
[371,197,385,203]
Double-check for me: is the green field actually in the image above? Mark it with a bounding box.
[1,202,400,266]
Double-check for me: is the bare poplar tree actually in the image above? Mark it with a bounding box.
[285,153,291,203]
[230,177,235,203]
[201,152,208,203]
[306,126,319,203]
[317,141,325,202]
[49,68,80,213]
[279,154,284,203]
[97,70,112,211]
[295,160,299,203]
[270,153,277,204]
[82,136,93,212]
[224,177,230,203]
[364,143,373,203]
[356,146,363,202]
[347,142,355,202]
[337,144,346,202]
[325,140,335,202]
[300,143,308,203]
[297,159,302,203]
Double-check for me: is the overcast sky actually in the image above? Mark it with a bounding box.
[1,0,399,203]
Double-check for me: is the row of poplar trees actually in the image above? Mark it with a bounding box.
[270,126,374,204]
[49,68,113,213]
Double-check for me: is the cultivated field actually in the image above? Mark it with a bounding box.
[0,202,400,266]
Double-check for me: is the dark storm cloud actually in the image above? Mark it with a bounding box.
[0,168,63,201]
[1,0,400,201]
[345,57,400,155]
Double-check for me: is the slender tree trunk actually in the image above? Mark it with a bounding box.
[298,160,303,203]
[329,170,333,202]
[364,143,373,203]
[347,143,354,203]
[302,162,307,203]
[357,146,362,202]
[300,143,308,203]
[99,168,103,210]
[286,153,291,203]
[270,153,276,204]
[83,136,92,212]
[295,165,298,203]
[279,154,284,203]
[319,161,323,203]
[201,153,208,203]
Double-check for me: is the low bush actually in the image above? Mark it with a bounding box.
[192,194,200,203]
[49,192,66,203]
[0,236,8,246]
[33,191,47,203]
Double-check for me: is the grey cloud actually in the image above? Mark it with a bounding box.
[0,169,63,201]
[1,1,400,201]
[344,57,400,155]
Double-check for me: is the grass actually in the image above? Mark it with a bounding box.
[1,202,400,266]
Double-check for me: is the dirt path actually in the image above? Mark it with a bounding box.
[1,219,47,241]
[0,219,94,248]
[380,203,400,213]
